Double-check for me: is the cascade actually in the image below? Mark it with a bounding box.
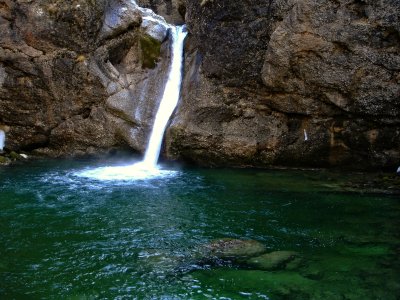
[139,25,187,168]
[0,130,5,151]
[77,24,187,180]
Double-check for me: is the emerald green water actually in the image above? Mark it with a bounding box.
[0,158,399,299]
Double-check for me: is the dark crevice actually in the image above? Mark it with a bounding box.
[108,40,132,66]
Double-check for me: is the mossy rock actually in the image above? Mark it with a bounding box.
[0,155,11,165]
[247,250,301,271]
[200,238,267,260]
[9,151,23,160]
[140,34,161,69]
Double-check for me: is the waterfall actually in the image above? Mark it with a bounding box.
[0,130,5,152]
[136,25,187,169]
[76,25,187,180]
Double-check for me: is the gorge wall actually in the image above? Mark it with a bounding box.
[0,0,399,169]
[0,0,173,156]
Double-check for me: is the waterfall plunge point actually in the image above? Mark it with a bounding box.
[77,25,187,181]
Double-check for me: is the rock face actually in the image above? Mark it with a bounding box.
[0,0,173,156]
[166,0,400,169]
[136,0,185,24]
[0,0,399,169]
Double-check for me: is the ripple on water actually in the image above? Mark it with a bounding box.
[1,160,399,299]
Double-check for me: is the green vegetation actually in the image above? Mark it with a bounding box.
[140,34,162,69]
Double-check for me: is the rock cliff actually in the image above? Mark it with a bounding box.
[0,0,173,156]
[1,0,399,169]
[166,0,400,169]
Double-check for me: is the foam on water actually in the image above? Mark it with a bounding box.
[0,129,5,151]
[76,164,179,181]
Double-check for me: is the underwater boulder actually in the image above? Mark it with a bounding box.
[247,250,301,271]
[200,238,267,260]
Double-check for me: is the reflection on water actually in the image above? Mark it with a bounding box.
[0,158,399,299]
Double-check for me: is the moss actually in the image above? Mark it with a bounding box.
[9,151,22,160]
[0,155,10,165]
[76,55,86,63]
[139,34,161,69]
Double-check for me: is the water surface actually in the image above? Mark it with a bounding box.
[0,158,399,299]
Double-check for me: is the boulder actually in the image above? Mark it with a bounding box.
[139,8,170,42]
[0,155,10,165]
[99,0,142,41]
[247,251,301,271]
[200,238,267,260]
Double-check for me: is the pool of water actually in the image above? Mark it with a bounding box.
[0,157,399,299]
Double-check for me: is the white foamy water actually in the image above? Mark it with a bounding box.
[0,130,5,151]
[76,25,187,181]
[142,25,187,168]
[77,164,178,181]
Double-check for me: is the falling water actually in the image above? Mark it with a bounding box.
[76,25,187,180]
[0,130,5,151]
[141,25,187,168]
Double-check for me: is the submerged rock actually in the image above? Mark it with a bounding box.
[200,238,267,260]
[247,251,301,271]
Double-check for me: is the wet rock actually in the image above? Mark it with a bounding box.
[340,172,400,194]
[9,151,24,161]
[139,34,162,68]
[247,250,301,271]
[0,155,10,165]
[139,8,169,42]
[136,0,185,24]
[200,238,267,260]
